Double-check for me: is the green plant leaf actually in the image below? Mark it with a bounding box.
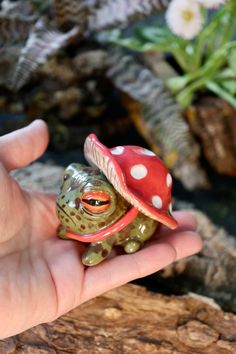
[176,90,194,108]
[192,2,236,69]
[206,81,236,109]
[166,76,190,94]
[195,42,236,81]
[107,23,185,54]
[217,69,236,95]
[134,25,172,42]
[228,48,236,74]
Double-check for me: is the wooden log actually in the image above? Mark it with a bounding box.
[157,208,236,312]
[1,284,236,353]
[185,97,236,176]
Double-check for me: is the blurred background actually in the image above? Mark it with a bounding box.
[1,0,235,233]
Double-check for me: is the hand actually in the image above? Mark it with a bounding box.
[0,120,202,339]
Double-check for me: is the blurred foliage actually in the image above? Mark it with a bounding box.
[0,0,235,188]
[0,0,170,89]
[108,0,236,109]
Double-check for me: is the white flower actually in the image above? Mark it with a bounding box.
[166,0,204,40]
[197,0,226,8]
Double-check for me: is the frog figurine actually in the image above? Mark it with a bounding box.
[56,134,178,266]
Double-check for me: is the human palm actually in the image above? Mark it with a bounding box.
[0,120,202,339]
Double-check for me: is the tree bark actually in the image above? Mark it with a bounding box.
[185,97,236,176]
[157,208,236,312]
[1,284,236,353]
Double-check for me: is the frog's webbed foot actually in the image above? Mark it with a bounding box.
[57,225,71,240]
[124,239,142,254]
[82,241,113,266]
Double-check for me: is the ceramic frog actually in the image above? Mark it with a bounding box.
[57,163,158,266]
[56,134,177,266]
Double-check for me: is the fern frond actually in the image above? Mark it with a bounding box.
[107,50,193,157]
[1,0,46,16]
[106,50,208,189]
[11,20,78,90]
[0,46,21,87]
[0,14,35,44]
[89,0,171,31]
[52,0,171,32]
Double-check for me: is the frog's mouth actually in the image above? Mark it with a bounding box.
[65,206,139,243]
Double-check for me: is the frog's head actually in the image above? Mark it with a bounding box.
[56,163,130,237]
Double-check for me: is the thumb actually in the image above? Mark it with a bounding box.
[0,119,49,171]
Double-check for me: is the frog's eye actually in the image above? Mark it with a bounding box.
[81,191,110,214]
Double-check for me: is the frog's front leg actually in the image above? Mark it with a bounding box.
[124,239,142,254]
[122,214,158,254]
[82,240,113,266]
[58,225,71,240]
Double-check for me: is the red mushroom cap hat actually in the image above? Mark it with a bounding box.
[84,134,178,229]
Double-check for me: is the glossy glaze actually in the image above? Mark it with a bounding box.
[56,163,158,266]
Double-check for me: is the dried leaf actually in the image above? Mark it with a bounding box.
[53,0,85,30]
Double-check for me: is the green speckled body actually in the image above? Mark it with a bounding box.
[56,163,158,266]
